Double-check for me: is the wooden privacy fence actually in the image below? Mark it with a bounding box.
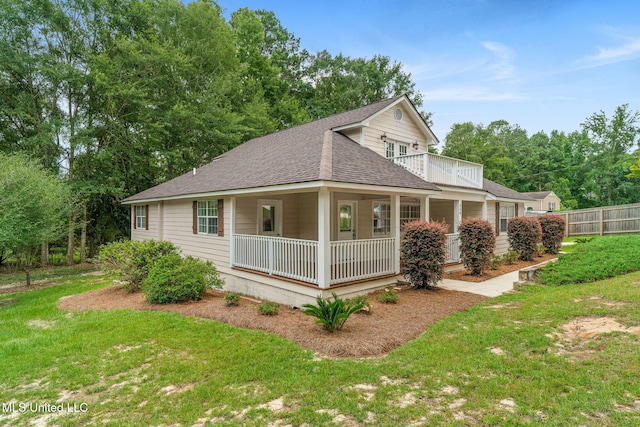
[555,203,640,236]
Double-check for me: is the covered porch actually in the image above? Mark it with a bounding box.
[228,185,490,288]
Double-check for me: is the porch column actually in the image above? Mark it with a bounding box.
[453,200,462,232]
[482,200,488,220]
[229,197,236,267]
[420,197,429,222]
[317,187,331,289]
[391,194,401,274]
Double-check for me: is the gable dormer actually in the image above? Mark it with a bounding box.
[333,95,438,158]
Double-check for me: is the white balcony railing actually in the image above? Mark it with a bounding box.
[232,235,396,286]
[391,152,483,189]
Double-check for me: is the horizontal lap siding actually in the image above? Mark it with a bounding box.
[131,203,159,241]
[162,199,230,268]
[236,193,317,239]
[363,106,431,156]
[429,200,454,233]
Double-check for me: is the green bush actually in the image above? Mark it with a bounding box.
[401,220,448,289]
[257,301,280,316]
[143,254,223,304]
[538,214,565,254]
[302,292,364,332]
[489,256,502,270]
[348,295,372,313]
[502,249,521,265]
[376,287,398,304]
[224,292,241,306]
[507,217,542,261]
[458,218,496,275]
[99,240,179,292]
[538,235,640,286]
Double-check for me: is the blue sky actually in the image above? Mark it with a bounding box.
[218,0,639,145]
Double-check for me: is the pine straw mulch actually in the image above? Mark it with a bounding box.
[443,253,558,282]
[59,284,486,358]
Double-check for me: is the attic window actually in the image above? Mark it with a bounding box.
[394,108,403,121]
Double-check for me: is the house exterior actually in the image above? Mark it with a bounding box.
[123,95,532,306]
[522,191,561,212]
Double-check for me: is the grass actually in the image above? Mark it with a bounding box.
[1,264,640,425]
[540,234,640,285]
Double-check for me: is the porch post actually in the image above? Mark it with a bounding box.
[482,200,488,220]
[453,200,462,232]
[317,187,331,289]
[420,197,429,222]
[391,194,401,274]
[229,197,236,267]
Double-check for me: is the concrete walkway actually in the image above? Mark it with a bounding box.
[440,270,520,297]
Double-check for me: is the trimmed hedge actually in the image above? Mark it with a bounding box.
[401,220,448,289]
[507,217,541,261]
[458,217,496,275]
[143,254,224,304]
[538,214,565,254]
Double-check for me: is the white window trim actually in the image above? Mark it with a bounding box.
[257,199,282,237]
[197,200,219,235]
[400,203,421,225]
[135,206,146,229]
[499,203,516,235]
[373,202,391,236]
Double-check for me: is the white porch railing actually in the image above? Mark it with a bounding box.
[390,152,483,189]
[330,238,395,285]
[233,234,319,284]
[445,233,461,264]
[232,235,396,286]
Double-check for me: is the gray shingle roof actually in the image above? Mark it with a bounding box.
[521,191,553,200]
[483,179,534,201]
[124,95,439,202]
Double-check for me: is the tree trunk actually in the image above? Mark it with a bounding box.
[80,203,87,263]
[67,213,75,265]
[41,242,48,267]
[24,268,31,287]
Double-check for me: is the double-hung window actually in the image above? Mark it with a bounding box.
[135,206,147,229]
[499,203,515,234]
[197,200,218,235]
[400,204,420,225]
[373,203,391,235]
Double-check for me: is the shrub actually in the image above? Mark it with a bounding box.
[99,240,179,292]
[349,295,372,314]
[257,301,280,316]
[458,218,496,275]
[401,220,449,289]
[502,249,521,265]
[537,214,566,254]
[376,287,398,304]
[489,256,502,270]
[302,292,364,332]
[143,254,223,304]
[507,217,542,261]
[224,292,241,306]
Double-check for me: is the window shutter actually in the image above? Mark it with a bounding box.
[133,206,136,229]
[192,201,197,234]
[515,203,519,217]
[145,205,149,230]
[217,199,224,237]
[495,202,500,235]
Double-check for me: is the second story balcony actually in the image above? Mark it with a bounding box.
[390,152,484,189]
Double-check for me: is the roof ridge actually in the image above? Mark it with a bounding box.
[318,130,333,180]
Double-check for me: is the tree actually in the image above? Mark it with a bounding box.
[0,154,74,284]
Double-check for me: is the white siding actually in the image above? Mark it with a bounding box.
[429,200,455,233]
[462,201,484,219]
[362,104,432,157]
[131,203,160,241]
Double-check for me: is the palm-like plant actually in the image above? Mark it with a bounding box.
[302,292,364,332]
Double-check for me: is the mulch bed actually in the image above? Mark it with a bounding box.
[59,284,486,358]
[443,253,557,282]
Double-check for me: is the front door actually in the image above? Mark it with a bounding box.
[338,201,357,241]
[258,199,282,236]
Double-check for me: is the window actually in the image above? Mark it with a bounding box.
[400,204,420,225]
[373,203,391,235]
[548,202,555,211]
[257,199,282,236]
[135,206,147,229]
[399,144,407,157]
[394,108,403,121]
[197,200,218,235]
[339,205,353,231]
[500,203,515,234]
[385,141,395,159]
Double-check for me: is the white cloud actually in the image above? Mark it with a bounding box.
[425,87,528,102]
[585,38,640,63]
[481,41,515,80]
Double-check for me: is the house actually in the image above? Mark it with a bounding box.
[123,95,532,306]
[522,191,561,212]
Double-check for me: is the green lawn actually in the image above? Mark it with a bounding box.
[1,266,639,426]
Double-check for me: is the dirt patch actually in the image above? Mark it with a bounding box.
[561,316,640,340]
[59,284,486,358]
[444,254,557,282]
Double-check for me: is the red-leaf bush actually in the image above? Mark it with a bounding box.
[507,217,542,261]
[401,220,448,289]
[458,217,496,275]
[537,214,565,254]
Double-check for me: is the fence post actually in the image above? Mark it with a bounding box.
[599,208,604,236]
[563,212,569,237]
